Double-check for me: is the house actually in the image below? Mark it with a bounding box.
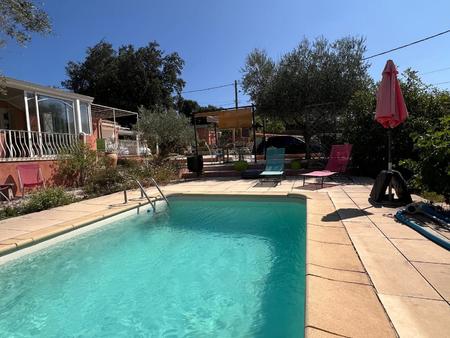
[0,77,141,196]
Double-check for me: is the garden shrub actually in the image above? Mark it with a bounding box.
[84,166,126,196]
[22,187,76,214]
[56,142,97,187]
[0,206,21,220]
[290,159,302,170]
[233,161,249,172]
[400,115,450,202]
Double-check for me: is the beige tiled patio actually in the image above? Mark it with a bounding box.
[0,177,449,337]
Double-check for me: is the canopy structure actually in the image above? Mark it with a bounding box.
[91,104,139,139]
[194,107,253,129]
[192,105,258,162]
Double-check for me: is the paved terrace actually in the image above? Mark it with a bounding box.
[0,178,449,337]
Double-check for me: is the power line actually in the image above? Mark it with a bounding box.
[432,80,450,86]
[421,66,450,75]
[363,29,450,60]
[181,83,234,94]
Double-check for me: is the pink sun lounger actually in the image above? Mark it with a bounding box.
[301,144,353,188]
[17,164,45,196]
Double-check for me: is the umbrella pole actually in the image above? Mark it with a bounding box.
[388,128,393,200]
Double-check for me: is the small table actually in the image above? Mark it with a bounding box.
[0,184,14,202]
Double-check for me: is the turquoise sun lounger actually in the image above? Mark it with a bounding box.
[259,147,285,184]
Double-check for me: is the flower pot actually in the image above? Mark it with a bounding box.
[106,152,118,168]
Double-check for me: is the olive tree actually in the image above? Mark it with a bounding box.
[138,106,193,157]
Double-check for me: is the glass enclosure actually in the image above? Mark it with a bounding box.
[37,95,76,134]
[79,102,91,134]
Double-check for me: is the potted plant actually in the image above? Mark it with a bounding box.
[105,137,118,168]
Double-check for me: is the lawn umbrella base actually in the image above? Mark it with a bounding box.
[369,170,412,207]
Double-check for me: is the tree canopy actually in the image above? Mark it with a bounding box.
[242,36,370,120]
[0,0,51,46]
[138,106,193,157]
[62,41,185,111]
[0,0,51,92]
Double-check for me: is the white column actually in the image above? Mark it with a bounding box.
[23,91,33,157]
[34,93,43,156]
[75,99,82,135]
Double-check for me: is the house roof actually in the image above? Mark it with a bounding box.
[4,77,94,102]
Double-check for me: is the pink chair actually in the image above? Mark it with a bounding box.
[301,144,353,188]
[17,164,45,196]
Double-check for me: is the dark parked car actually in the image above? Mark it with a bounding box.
[256,135,321,155]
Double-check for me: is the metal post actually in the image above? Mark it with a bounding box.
[112,108,117,148]
[251,104,257,163]
[123,189,128,204]
[233,80,238,150]
[193,113,199,156]
[75,99,82,135]
[262,118,267,160]
[34,93,43,157]
[234,80,238,110]
[388,129,393,200]
[214,123,218,146]
[135,113,140,155]
[23,92,33,156]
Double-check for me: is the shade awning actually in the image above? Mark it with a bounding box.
[194,107,253,129]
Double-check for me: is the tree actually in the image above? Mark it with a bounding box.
[242,36,370,158]
[400,115,450,202]
[341,68,450,177]
[0,0,51,92]
[0,0,51,46]
[241,49,275,104]
[62,41,185,111]
[138,106,193,157]
[177,98,200,117]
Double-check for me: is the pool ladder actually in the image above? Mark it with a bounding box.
[131,178,170,212]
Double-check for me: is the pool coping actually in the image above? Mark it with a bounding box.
[0,189,397,337]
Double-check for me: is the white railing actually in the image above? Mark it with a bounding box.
[0,129,78,161]
[105,138,150,156]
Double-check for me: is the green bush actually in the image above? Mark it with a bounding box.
[400,115,450,202]
[120,159,178,186]
[84,166,126,197]
[233,161,249,172]
[56,142,97,187]
[0,206,21,220]
[22,187,76,214]
[290,159,302,170]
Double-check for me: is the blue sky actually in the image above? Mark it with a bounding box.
[1,0,449,109]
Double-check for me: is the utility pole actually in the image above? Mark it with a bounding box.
[232,80,238,145]
[234,80,238,109]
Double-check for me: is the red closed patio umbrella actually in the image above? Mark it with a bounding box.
[374,60,409,200]
[375,60,409,172]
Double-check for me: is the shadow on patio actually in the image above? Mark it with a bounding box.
[322,208,373,221]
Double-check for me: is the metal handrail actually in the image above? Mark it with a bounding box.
[135,179,156,212]
[133,178,170,212]
[150,177,170,207]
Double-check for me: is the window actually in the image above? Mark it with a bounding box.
[0,108,10,129]
[79,102,91,134]
[37,95,76,134]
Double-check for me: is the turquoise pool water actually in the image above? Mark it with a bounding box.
[0,195,306,337]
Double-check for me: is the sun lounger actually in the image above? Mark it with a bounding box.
[17,164,45,196]
[301,144,352,188]
[259,147,285,184]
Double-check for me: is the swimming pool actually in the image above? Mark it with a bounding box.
[0,195,306,337]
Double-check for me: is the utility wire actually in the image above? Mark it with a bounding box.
[421,66,450,75]
[181,83,234,94]
[432,80,450,85]
[363,29,450,60]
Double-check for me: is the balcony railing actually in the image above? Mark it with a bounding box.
[105,138,150,156]
[0,129,78,161]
